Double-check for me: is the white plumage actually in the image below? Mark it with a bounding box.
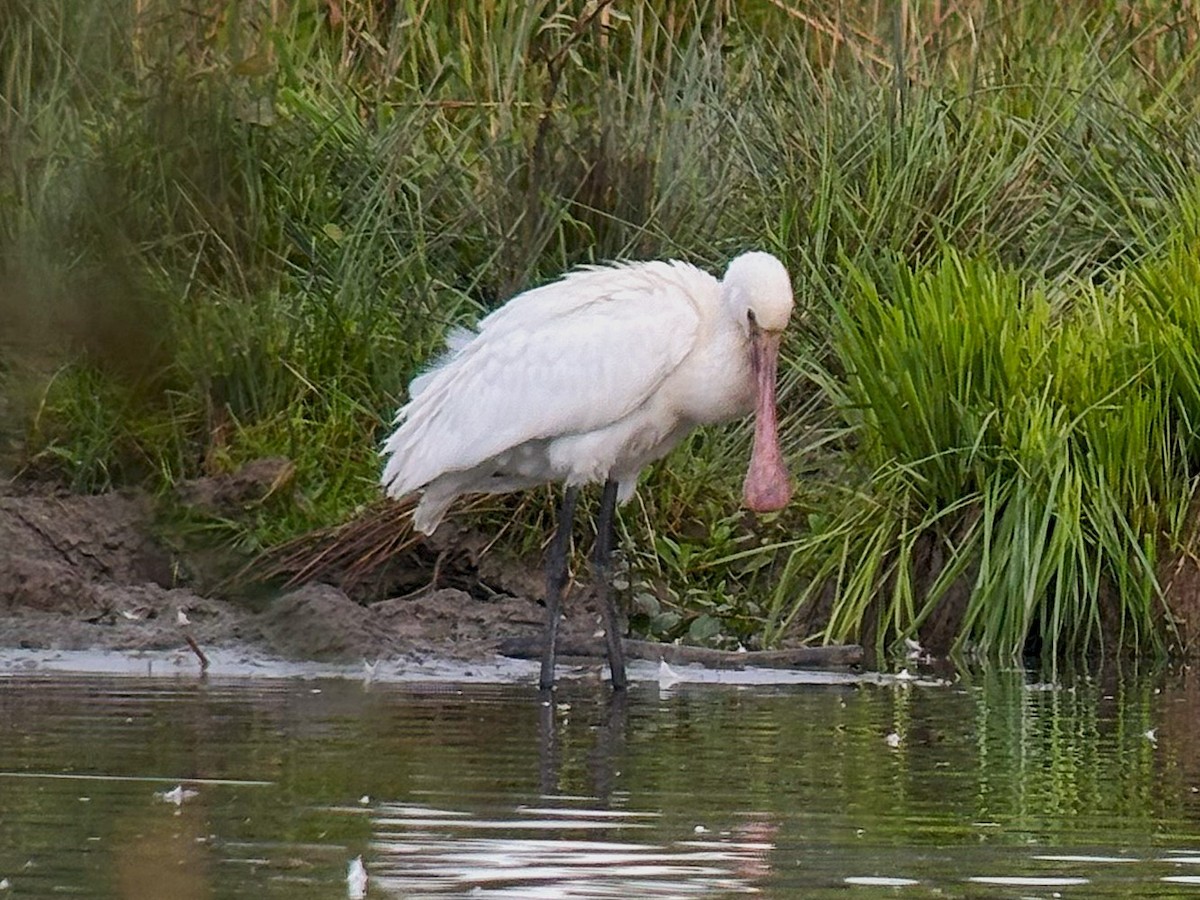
[382,252,794,532]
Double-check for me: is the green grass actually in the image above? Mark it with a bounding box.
[5,0,1200,658]
[765,248,1195,660]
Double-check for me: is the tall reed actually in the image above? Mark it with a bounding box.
[4,0,1200,654]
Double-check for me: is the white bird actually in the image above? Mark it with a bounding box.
[381,251,795,690]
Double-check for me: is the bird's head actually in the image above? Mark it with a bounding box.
[722,251,794,336]
[722,251,794,514]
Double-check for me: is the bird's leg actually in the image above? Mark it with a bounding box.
[594,479,627,690]
[540,486,579,691]
[537,692,559,795]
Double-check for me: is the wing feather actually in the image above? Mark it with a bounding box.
[381,263,709,497]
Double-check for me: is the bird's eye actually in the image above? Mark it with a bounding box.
[747,309,757,324]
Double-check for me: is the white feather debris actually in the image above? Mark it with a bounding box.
[362,660,379,685]
[155,785,199,806]
[347,855,368,899]
[658,660,682,688]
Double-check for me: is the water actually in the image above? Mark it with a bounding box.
[1,658,1200,898]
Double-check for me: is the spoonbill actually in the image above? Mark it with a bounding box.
[381,251,795,690]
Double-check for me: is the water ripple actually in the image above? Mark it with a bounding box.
[369,800,772,897]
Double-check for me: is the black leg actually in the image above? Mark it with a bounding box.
[540,486,579,691]
[537,690,558,795]
[589,689,628,800]
[594,479,627,690]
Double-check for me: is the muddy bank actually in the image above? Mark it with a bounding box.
[7,464,1195,672]
[0,469,606,668]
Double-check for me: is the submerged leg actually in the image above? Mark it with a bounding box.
[540,486,579,691]
[537,691,558,794]
[594,479,627,690]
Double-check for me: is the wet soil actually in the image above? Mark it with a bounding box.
[0,467,604,666]
[7,460,1198,667]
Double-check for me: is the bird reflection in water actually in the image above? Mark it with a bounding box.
[368,692,778,897]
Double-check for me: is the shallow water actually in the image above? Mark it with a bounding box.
[1,660,1200,898]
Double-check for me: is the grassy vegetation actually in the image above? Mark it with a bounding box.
[4,0,1200,661]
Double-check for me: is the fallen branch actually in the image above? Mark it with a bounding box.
[183,634,209,672]
[498,637,863,670]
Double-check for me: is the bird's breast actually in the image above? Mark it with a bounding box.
[669,329,756,426]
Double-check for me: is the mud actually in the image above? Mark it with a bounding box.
[0,470,604,668]
[9,461,1192,672]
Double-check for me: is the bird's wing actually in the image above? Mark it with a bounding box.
[408,326,475,399]
[381,269,707,496]
[473,259,695,338]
